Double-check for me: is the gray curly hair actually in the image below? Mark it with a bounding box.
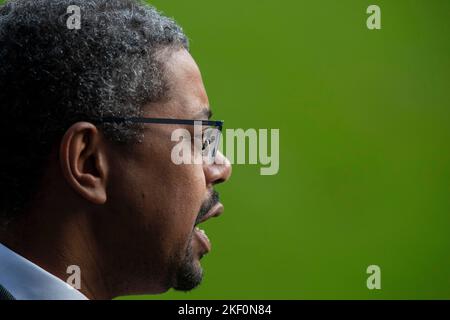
[0,0,189,221]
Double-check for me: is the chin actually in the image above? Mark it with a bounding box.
[172,246,204,292]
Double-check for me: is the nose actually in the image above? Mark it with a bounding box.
[204,150,232,186]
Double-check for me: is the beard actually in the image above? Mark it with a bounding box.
[172,231,203,291]
[172,190,219,291]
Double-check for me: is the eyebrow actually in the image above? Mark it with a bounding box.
[195,108,213,120]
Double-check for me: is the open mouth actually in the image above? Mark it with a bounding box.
[193,202,224,256]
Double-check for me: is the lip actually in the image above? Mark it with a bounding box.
[197,202,224,225]
[194,227,211,254]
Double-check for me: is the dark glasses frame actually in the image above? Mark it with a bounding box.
[94,117,224,162]
[96,117,223,130]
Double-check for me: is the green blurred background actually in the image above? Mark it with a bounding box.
[2,0,449,299]
[130,0,450,299]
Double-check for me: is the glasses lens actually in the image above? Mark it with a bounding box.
[202,127,221,163]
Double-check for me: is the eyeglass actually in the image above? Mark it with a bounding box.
[95,117,223,163]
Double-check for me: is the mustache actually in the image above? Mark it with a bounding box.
[195,190,220,225]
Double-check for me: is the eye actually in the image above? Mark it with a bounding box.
[202,137,211,151]
[202,134,216,151]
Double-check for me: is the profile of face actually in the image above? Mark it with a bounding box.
[87,48,232,295]
[0,0,231,300]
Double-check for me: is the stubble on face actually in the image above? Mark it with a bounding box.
[171,190,220,291]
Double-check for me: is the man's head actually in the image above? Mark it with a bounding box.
[0,0,231,298]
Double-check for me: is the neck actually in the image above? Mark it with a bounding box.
[0,203,112,299]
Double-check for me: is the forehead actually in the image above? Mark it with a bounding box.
[145,49,210,119]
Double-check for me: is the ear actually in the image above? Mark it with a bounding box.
[59,122,108,205]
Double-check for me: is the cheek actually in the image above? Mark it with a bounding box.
[110,137,206,266]
[138,145,206,255]
[155,164,205,243]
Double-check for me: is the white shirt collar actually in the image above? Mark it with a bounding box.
[0,243,88,300]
